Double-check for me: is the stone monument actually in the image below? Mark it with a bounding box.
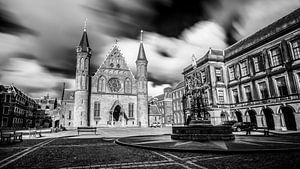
[171,55,234,141]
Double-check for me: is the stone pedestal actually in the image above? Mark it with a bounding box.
[171,120,235,141]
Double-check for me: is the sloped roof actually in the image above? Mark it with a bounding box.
[173,81,185,90]
[79,31,90,52]
[149,104,161,115]
[137,42,147,61]
[210,48,223,56]
[154,94,164,101]
[225,8,300,58]
[62,89,75,101]
[101,45,129,70]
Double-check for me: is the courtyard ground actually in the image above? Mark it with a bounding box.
[0,127,300,169]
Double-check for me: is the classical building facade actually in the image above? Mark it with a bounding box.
[61,25,149,128]
[34,95,60,127]
[171,81,185,125]
[0,85,39,128]
[183,49,228,125]
[183,8,300,130]
[61,89,75,128]
[148,99,162,127]
[152,87,173,127]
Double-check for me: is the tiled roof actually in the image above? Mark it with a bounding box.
[62,89,75,101]
[154,94,164,101]
[225,8,300,57]
[210,48,223,56]
[149,105,161,115]
[173,81,185,90]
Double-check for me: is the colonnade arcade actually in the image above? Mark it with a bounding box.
[229,105,299,131]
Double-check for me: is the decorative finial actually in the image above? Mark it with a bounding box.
[140,30,143,42]
[84,18,87,32]
[115,39,118,46]
[192,54,197,69]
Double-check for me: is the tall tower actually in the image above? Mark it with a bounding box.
[74,19,91,127]
[136,30,148,127]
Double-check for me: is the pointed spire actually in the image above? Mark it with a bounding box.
[78,18,90,52]
[140,30,143,42]
[83,18,87,32]
[114,39,118,46]
[137,30,147,61]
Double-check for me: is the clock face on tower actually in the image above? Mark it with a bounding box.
[108,78,121,92]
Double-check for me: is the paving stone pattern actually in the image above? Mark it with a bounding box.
[1,137,300,169]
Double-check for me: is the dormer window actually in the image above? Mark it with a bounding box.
[110,63,114,68]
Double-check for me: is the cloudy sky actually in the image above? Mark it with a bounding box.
[0,0,299,98]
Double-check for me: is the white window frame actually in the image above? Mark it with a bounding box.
[294,71,300,93]
[218,90,225,103]
[272,74,291,97]
[241,83,252,102]
[2,117,8,127]
[255,79,270,100]
[231,87,240,103]
[228,65,235,81]
[289,38,300,60]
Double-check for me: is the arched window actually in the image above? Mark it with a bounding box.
[85,58,89,70]
[98,76,106,92]
[80,58,85,70]
[221,111,229,122]
[79,76,83,89]
[124,78,132,93]
[128,103,134,117]
[94,102,100,117]
[82,76,86,89]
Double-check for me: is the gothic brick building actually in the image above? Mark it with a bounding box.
[61,24,148,128]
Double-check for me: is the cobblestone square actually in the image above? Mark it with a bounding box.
[1,128,300,169]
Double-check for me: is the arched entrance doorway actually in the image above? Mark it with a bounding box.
[235,111,243,122]
[221,111,229,122]
[281,106,297,131]
[113,105,121,121]
[262,108,275,130]
[248,110,257,125]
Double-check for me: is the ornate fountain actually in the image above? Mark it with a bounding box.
[171,56,234,141]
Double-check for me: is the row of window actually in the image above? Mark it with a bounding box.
[172,90,184,99]
[1,117,27,127]
[173,101,182,111]
[187,67,224,88]
[173,113,184,124]
[3,94,36,108]
[1,106,33,116]
[78,57,89,70]
[97,77,132,93]
[228,38,300,81]
[231,76,293,103]
[92,102,135,118]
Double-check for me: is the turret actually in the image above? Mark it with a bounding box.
[136,30,148,127]
[74,19,92,127]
